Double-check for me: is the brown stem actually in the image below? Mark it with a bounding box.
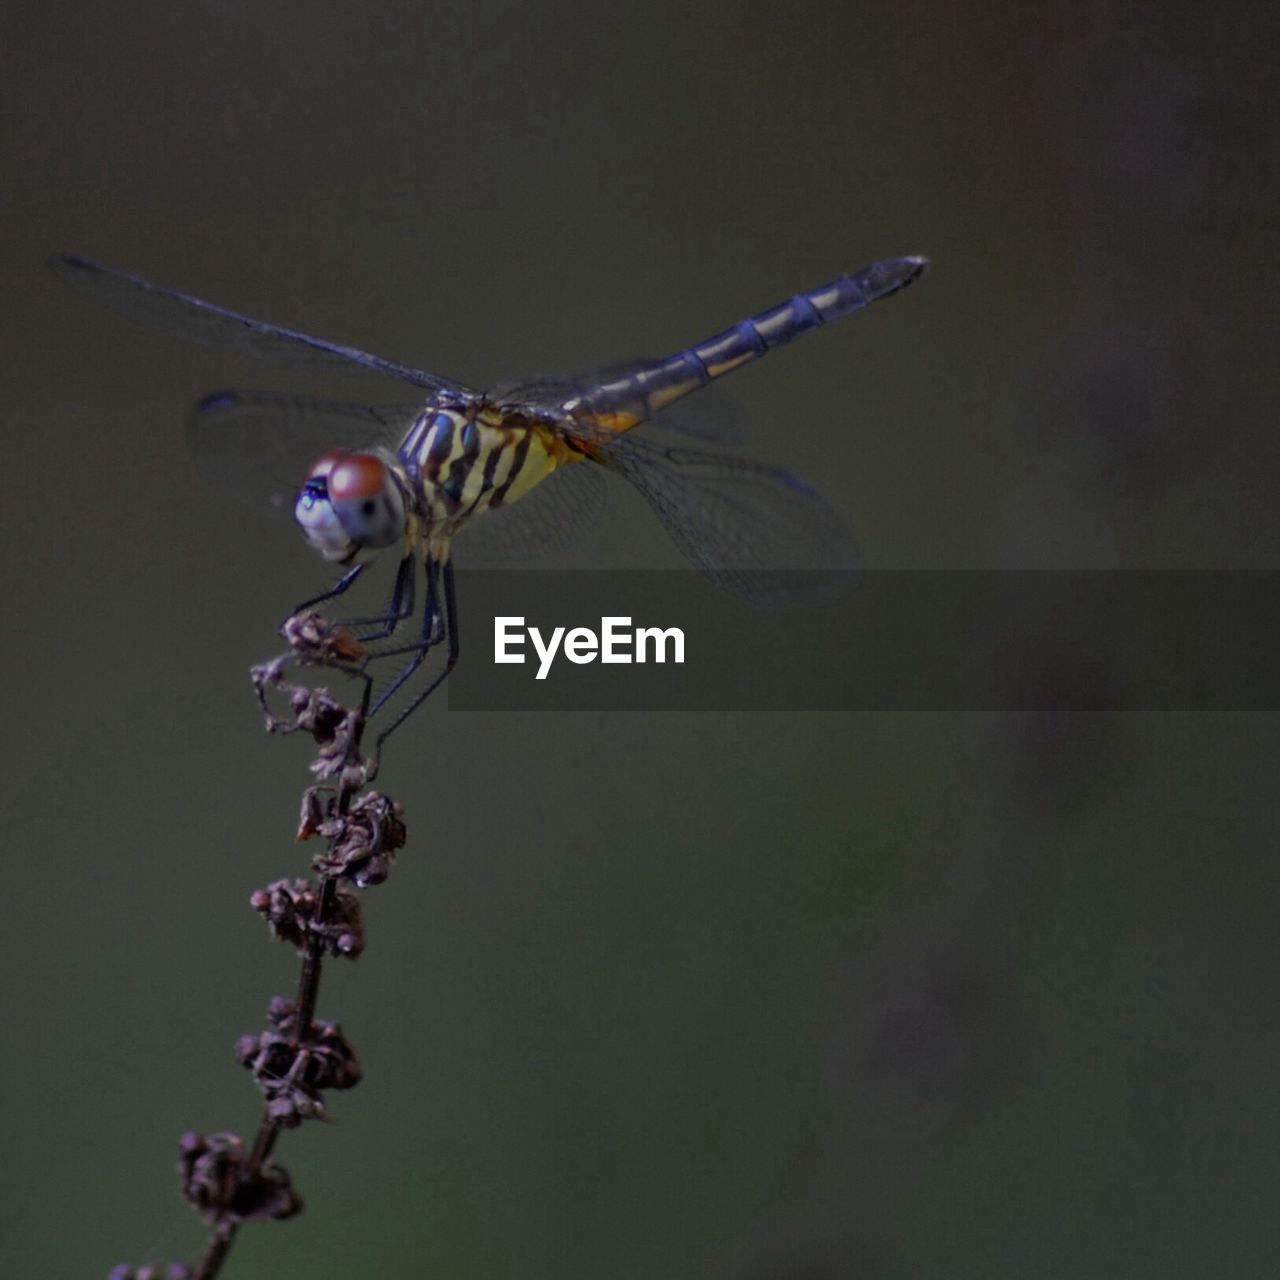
[293,878,337,1033]
[190,697,368,1280]
[244,1115,280,1175]
[193,1222,235,1280]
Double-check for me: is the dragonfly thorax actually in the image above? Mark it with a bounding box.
[401,403,568,547]
[294,448,408,564]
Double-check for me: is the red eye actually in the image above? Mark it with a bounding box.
[306,449,348,481]
[328,453,388,502]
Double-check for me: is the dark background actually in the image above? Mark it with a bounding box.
[5,2,1278,1277]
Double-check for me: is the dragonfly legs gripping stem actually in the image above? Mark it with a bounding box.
[286,555,417,641]
[366,556,459,756]
[280,554,457,762]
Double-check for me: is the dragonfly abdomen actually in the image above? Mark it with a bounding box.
[571,255,929,432]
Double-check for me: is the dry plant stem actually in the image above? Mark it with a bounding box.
[294,877,342,1031]
[193,881,343,1279]
[195,882,341,1272]
[187,620,387,1280]
[193,1228,232,1280]
[110,615,404,1280]
[193,765,365,1280]
[232,834,351,1196]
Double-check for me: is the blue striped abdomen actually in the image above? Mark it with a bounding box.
[573,255,928,431]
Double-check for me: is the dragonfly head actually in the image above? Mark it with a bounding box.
[295,449,407,563]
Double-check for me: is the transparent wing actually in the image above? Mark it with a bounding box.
[186,390,423,517]
[591,432,860,607]
[490,368,751,446]
[450,460,610,567]
[649,385,750,446]
[51,253,473,395]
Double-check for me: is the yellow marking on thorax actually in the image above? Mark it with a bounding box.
[414,407,601,563]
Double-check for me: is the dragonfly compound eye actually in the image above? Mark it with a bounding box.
[327,453,406,549]
[305,448,350,481]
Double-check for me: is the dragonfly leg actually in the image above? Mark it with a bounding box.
[367,558,460,758]
[286,562,368,623]
[366,557,445,717]
[339,553,416,641]
[285,555,417,643]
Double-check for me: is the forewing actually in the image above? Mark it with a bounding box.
[186,390,422,517]
[595,432,860,607]
[51,253,471,394]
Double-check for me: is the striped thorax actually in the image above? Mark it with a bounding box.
[396,401,581,558]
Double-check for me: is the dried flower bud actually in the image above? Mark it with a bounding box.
[235,1000,362,1127]
[297,786,327,840]
[249,878,365,959]
[312,790,407,887]
[281,611,365,664]
[250,661,363,762]
[291,688,351,749]
[177,1132,301,1224]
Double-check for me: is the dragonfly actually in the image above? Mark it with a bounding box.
[52,251,929,750]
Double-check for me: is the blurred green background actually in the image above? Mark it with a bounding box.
[4,1,1278,1276]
